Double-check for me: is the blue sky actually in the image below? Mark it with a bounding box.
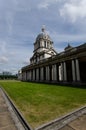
[0,0,86,74]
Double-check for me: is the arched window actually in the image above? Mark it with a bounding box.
[44,41,46,47]
[47,42,49,48]
[51,52,54,55]
[38,41,40,47]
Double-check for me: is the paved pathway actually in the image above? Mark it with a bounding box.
[60,114,86,130]
[0,89,18,130]
[36,106,86,130]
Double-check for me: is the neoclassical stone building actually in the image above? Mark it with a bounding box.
[19,27,86,85]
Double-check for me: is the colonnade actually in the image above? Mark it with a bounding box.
[22,58,81,83]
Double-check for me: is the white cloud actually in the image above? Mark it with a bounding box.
[38,3,48,9]
[9,68,18,74]
[6,12,14,35]
[23,58,29,65]
[51,31,86,43]
[38,0,59,9]
[0,56,8,64]
[60,0,86,23]
[0,41,7,53]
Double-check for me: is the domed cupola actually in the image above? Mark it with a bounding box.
[34,26,53,53]
[36,26,52,41]
[30,26,57,64]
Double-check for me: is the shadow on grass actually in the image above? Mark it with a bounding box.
[24,80,86,89]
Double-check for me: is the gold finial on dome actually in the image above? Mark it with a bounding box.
[41,25,46,33]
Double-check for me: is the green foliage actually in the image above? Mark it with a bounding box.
[0,75,17,80]
[0,81,86,128]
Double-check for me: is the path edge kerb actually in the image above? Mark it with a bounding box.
[0,86,33,130]
[36,105,86,130]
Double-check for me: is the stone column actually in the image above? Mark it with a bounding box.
[52,64,57,81]
[31,70,33,80]
[35,69,37,80]
[27,71,29,80]
[29,70,31,80]
[22,72,24,81]
[30,70,32,80]
[33,69,35,80]
[49,65,52,81]
[34,69,36,80]
[58,65,61,81]
[25,72,27,80]
[47,66,50,81]
[56,64,59,82]
[22,72,24,80]
[46,66,50,81]
[43,67,46,80]
[63,62,67,81]
[61,63,64,81]
[24,72,27,81]
[38,68,40,81]
[25,71,27,81]
[52,65,54,81]
[46,66,48,80]
[72,60,76,81]
[39,68,40,80]
[36,68,39,81]
[40,67,44,80]
[75,59,80,81]
[54,64,57,81]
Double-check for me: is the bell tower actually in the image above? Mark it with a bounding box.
[30,26,57,64]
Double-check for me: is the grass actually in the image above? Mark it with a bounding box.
[0,80,86,128]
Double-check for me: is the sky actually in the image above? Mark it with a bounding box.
[0,0,86,74]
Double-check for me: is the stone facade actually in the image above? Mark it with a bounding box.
[19,28,86,85]
[30,27,57,64]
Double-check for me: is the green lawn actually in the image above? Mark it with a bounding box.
[0,80,86,128]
